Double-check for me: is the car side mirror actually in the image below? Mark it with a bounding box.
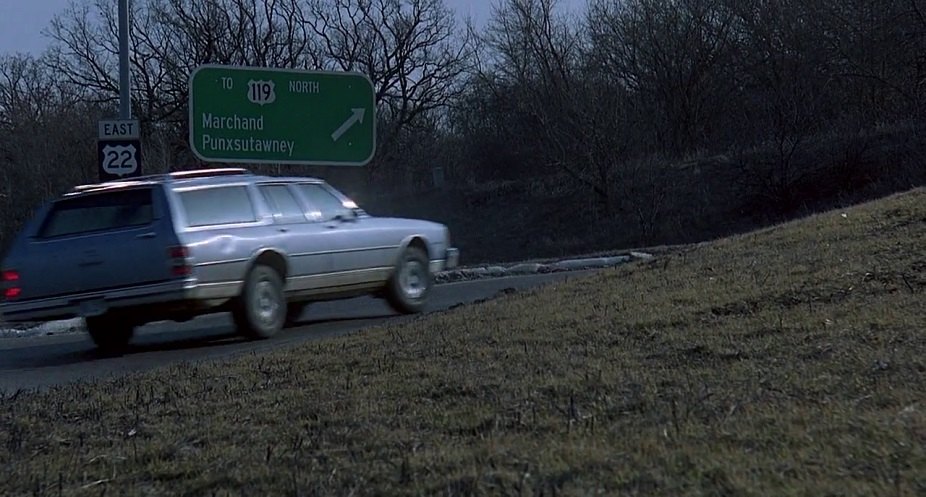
[334,210,358,223]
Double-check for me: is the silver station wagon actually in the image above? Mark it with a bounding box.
[0,168,459,351]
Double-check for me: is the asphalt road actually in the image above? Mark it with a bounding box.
[0,270,596,393]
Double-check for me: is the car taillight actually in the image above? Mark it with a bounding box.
[168,246,192,277]
[2,270,21,299]
[169,246,188,259]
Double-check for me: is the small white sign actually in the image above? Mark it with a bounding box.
[101,143,139,176]
[99,119,140,140]
[247,79,276,105]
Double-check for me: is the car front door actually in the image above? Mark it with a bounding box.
[292,182,396,282]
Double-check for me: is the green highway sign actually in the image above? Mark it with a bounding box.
[189,64,376,166]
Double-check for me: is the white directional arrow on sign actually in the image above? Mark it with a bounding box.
[330,108,366,142]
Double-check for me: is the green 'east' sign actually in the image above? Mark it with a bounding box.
[189,64,376,166]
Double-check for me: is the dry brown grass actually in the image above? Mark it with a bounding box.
[2,189,925,496]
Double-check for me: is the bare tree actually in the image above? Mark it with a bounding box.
[47,0,323,122]
[586,0,738,156]
[471,0,624,212]
[820,0,926,121]
[44,0,471,184]
[0,54,103,249]
[304,0,474,177]
[722,0,837,211]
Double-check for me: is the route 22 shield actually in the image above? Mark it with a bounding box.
[98,139,142,181]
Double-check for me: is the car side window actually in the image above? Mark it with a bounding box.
[296,183,351,222]
[178,186,258,227]
[258,184,307,224]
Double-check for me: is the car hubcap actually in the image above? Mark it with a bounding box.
[254,280,280,325]
[400,259,427,299]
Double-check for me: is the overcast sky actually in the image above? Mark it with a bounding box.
[1,0,582,57]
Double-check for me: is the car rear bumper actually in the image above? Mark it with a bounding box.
[0,278,240,323]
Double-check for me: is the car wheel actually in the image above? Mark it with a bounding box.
[233,264,286,339]
[85,314,134,354]
[385,245,432,314]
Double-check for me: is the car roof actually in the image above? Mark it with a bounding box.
[66,168,325,196]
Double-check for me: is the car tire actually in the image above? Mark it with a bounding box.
[85,314,134,354]
[232,264,286,339]
[385,245,432,314]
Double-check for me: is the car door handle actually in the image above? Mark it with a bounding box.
[278,228,289,233]
[136,232,156,239]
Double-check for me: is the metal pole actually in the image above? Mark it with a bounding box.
[118,0,131,119]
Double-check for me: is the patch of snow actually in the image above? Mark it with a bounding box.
[0,318,84,338]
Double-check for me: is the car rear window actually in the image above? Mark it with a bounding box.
[37,187,154,238]
[178,186,258,227]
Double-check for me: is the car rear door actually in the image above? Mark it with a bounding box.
[17,185,178,300]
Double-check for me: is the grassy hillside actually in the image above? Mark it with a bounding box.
[1,188,925,496]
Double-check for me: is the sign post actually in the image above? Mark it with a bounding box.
[189,64,376,166]
[96,0,140,183]
[118,0,131,120]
